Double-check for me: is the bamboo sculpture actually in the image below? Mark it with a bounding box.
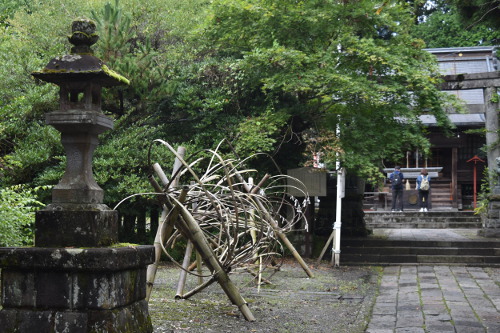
[138,139,312,321]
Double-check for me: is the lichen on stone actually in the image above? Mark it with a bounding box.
[66,248,85,255]
[60,54,83,62]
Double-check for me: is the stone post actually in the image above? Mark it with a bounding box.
[0,19,155,332]
[484,87,500,184]
[480,157,500,237]
[479,86,500,238]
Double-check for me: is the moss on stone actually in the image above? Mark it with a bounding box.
[109,243,140,248]
[101,65,130,85]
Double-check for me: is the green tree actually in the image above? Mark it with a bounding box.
[0,0,459,207]
[451,0,500,30]
[198,0,454,180]
[0,0,211,204]
[412,1,500,47]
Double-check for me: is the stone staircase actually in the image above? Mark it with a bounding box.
[340,238,500,266]
[429,181,454,209]
[339,211,499,266]
[364,211,482,229]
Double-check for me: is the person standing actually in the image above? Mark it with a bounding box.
[390,166,404,212]
[416,168,431,212]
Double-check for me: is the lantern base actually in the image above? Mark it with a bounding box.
[0,246,154,333]
[35,204,118,247]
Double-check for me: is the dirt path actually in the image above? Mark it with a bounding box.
[149,259,380,332]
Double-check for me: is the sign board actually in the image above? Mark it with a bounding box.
[287,167,327,197]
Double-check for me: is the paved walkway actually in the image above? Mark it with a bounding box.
[365,229,500,333]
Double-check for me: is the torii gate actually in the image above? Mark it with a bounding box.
[441,72,500,181]
[441,72,500,237]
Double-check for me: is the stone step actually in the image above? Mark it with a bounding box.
[340,238,500,265]
[378,218,482,222]
[342,239,500,248]
[364,211,482,229]
[341,253,500,265]
[366,223,482,229]
[342,246,500,256]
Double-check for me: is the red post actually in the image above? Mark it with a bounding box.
[466,155,485,209]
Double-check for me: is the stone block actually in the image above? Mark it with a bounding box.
[136,267,147,300]
[0,305,152,333]
[35,208,118,247]
[87,300,153,333]
[0,309,18,330]
[16,310,54,332]
[79,272,113,309]
[55,311,88,333]
[0,246,155,272]
[70,260,151,310]
[35,271,71,309]
[2,270,36,307]
[0,245,154,332]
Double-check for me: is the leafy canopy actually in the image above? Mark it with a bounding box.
[0,0,457,205]
[412,0,500,47]
[200,0,453,179]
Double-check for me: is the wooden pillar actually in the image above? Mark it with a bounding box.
[304,197,315,258]
[137,209,146,243]
[123,214,136,242]
[149,207,159,242]
[452,147,458,208]
[485,87,500,185]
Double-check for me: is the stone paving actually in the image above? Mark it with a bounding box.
[366,229,500,333]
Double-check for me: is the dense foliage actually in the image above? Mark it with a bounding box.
[0,0,472,232]
[451,0,500,30]
[200,0,455,181]
[0,185,47,246]
[412,0,500,47]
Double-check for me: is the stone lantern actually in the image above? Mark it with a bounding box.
[0,19,154,332]
[31,18,129,247]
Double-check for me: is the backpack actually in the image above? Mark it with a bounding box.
[420,176,430,191]
[392,172,402,187]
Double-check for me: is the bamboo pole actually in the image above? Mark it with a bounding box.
[181,277,217,300]
[248,177,260,280]
[237,172,314,278]
[316,231,335,265]
[146,147,186,301]
[173,187,256,321]
[145,207,168,301]
[263,211,314,278]
[145,181,188,301]
[175,240,194,299]
[196,251,204,286]
[245,267,272,285]
[171,146,186,188]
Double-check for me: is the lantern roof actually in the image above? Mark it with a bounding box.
[32,18,129,87]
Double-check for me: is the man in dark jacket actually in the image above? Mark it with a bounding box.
[390,166,404,212]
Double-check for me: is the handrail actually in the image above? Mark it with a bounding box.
[363,191,389,210]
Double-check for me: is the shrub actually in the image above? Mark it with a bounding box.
[0,185,48,246]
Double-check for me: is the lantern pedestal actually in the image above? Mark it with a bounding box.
[35,205,118,247]
[0,246,154,333]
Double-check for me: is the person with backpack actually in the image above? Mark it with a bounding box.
[390,166,404,212]
[416,168,431,212]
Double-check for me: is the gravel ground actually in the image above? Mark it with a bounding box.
[149,259,381,333]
